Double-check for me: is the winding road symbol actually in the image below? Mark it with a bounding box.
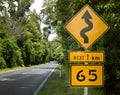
[80,10,93,43]
[65,4,109,49]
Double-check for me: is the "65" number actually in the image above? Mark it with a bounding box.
[76,70,97,82]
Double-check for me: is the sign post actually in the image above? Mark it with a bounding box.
[84,49,88,95]
[84,87,88,95]
[64,4,109,95]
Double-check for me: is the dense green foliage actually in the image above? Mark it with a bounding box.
[0,0,61,68]
[41,0,120,95]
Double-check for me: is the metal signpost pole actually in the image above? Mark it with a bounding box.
[84,87,88,95]
[84,49,88,95]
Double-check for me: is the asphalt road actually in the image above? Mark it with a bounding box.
[0,62,58,95]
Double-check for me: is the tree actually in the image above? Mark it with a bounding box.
[0,11,24,68]
[0,0,47,68]
[22,12,45,66]
[49,36,64,63]
[2,0,34,40]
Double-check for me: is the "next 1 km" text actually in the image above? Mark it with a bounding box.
[69,52,104,62]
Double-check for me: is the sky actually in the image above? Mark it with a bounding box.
[30,0,57,41]
[30,0,44,13]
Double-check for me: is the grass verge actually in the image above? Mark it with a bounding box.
[39,65,84,95]
[0,66,24,73]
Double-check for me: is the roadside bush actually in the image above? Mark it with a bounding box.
[2,38,24,68]
[15,50,24,67]
[0,57,7,69]
[22,40,34,66]
[0,39,7,69]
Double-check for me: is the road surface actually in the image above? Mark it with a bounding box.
[0,62,58,95]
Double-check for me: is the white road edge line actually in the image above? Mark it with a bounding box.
[33,67,56,95]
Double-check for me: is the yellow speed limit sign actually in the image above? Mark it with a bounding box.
[70,65,104,87]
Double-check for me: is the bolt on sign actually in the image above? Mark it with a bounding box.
[70,65,104,87]
[65,4,110,50]
[69,51,104,62]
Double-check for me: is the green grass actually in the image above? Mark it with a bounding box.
[39,65,105,95]
[0,64,43,73]
[88,88,105,95]
[0,66,24,73]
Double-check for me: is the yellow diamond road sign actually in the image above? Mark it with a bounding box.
[65,4,109,49]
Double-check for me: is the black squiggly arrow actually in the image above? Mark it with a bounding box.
[80,10,93,43]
